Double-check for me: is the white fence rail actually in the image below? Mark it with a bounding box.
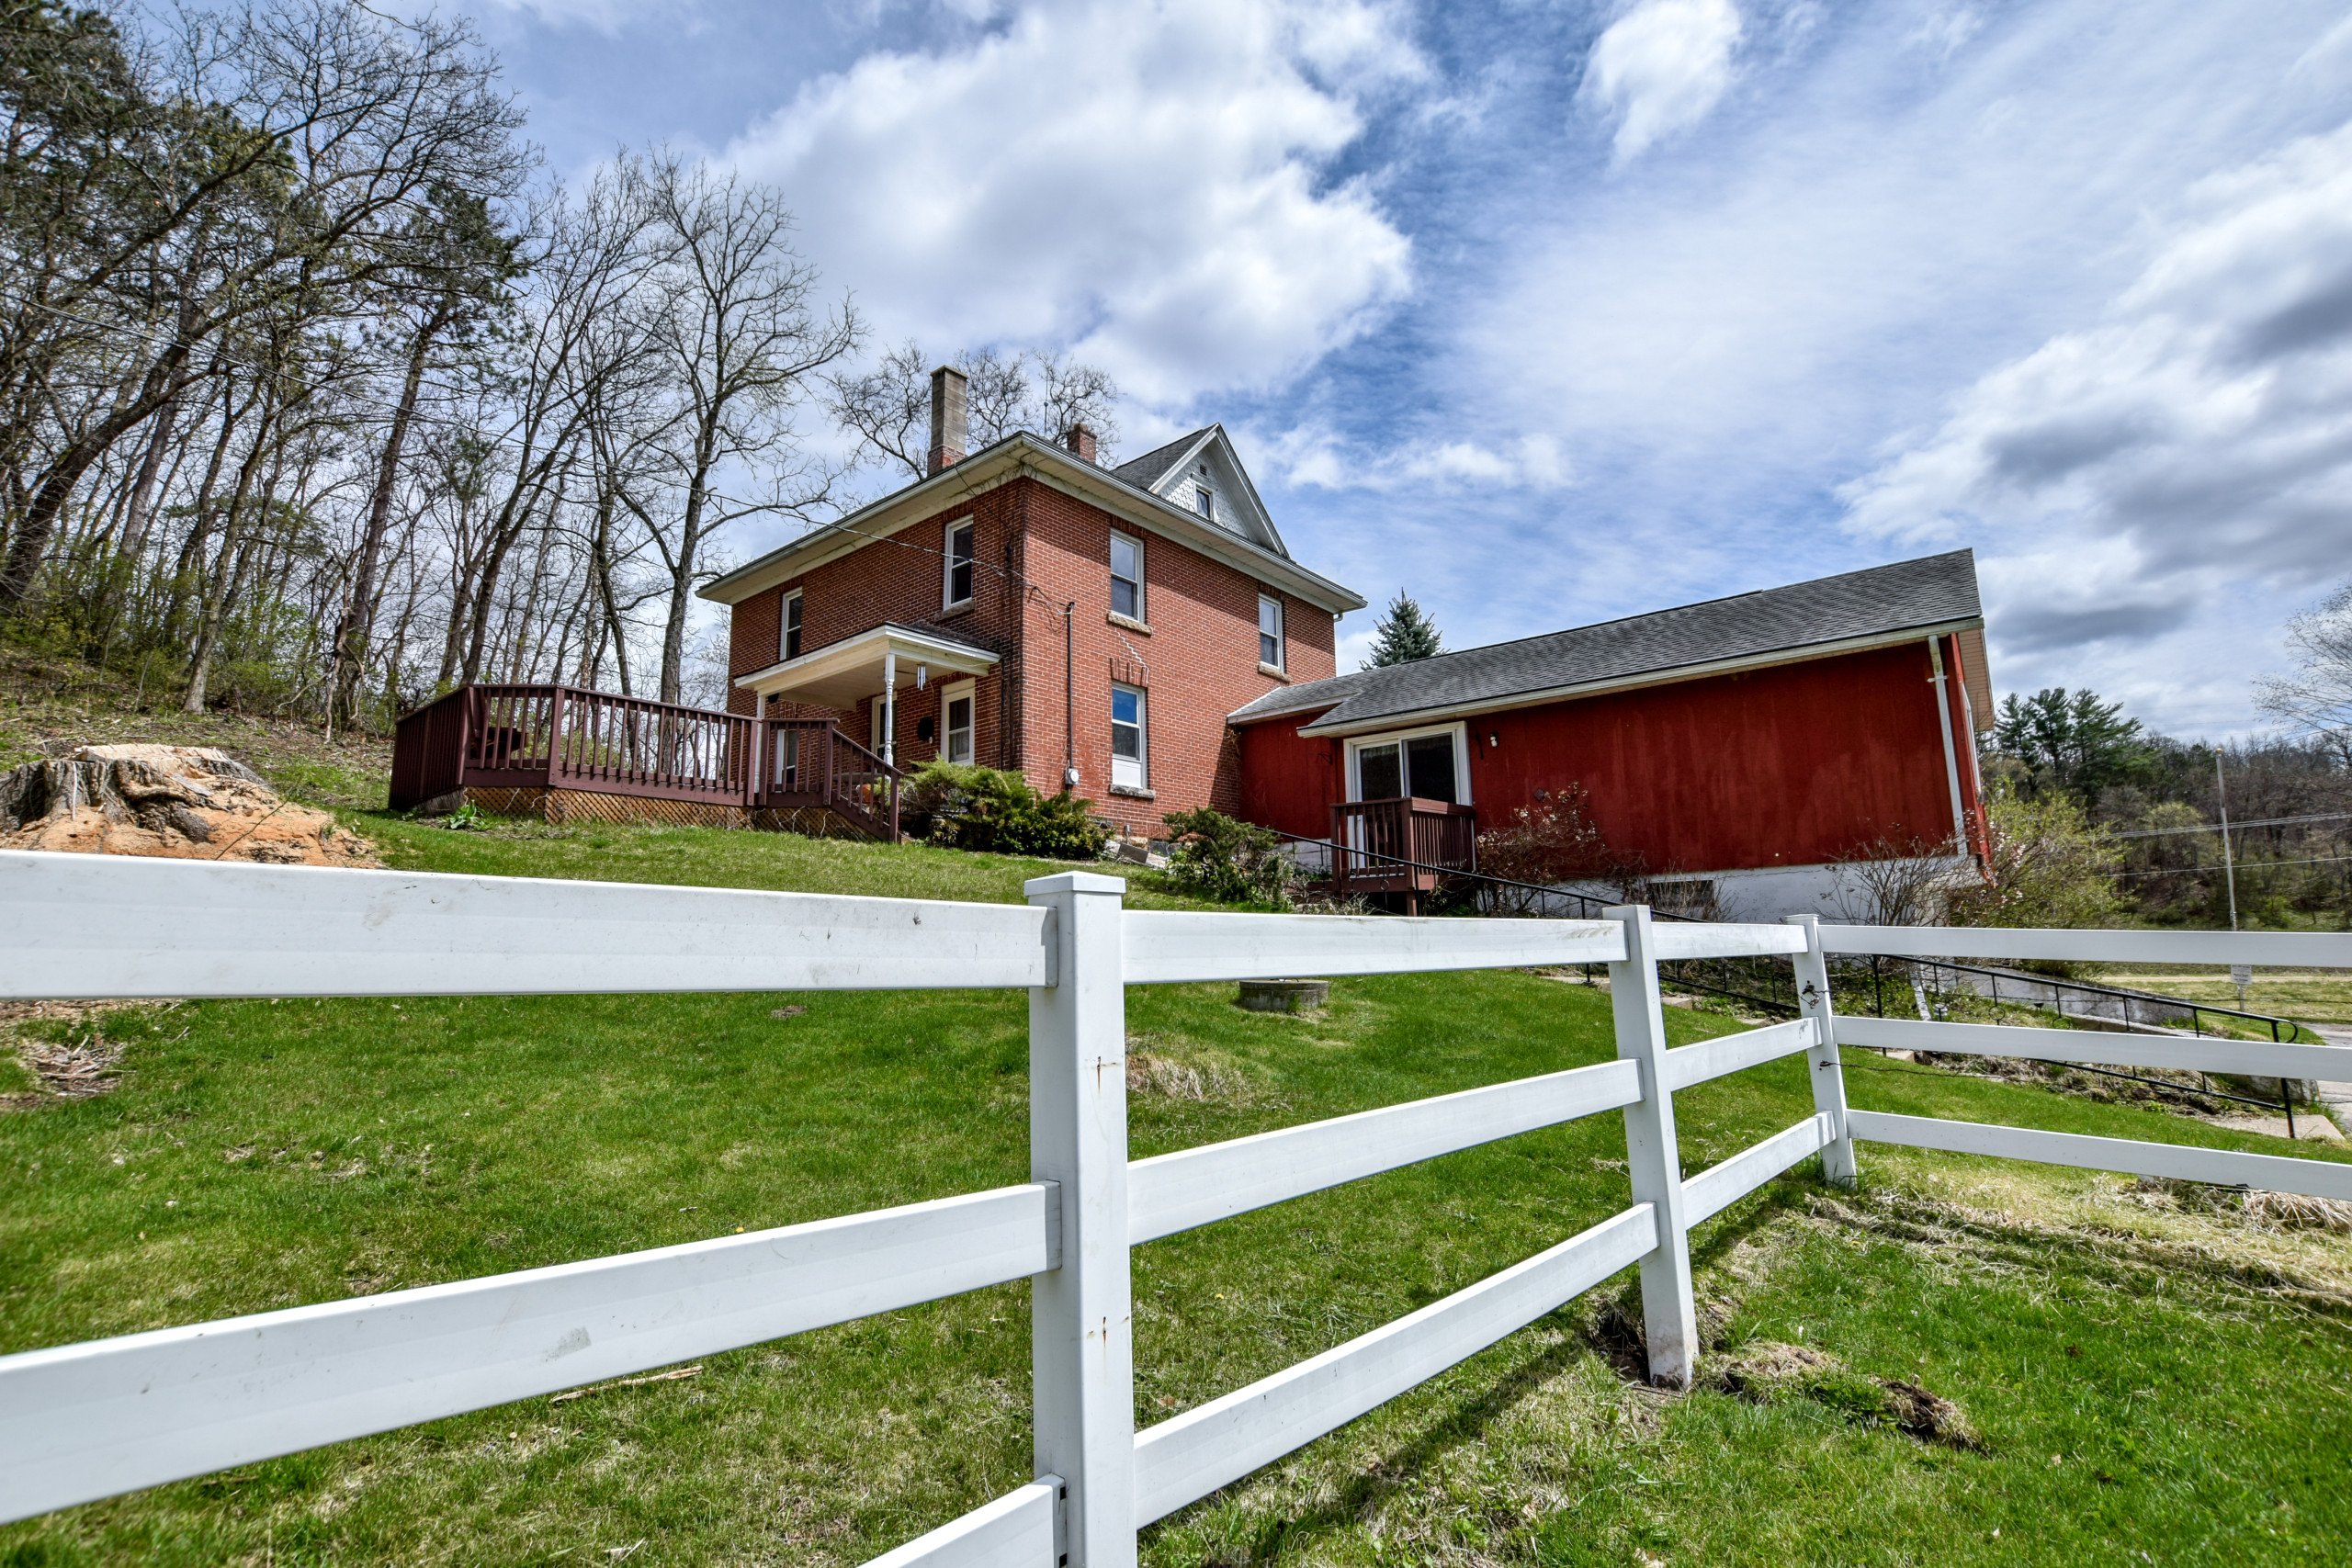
[4,853,2350,1564]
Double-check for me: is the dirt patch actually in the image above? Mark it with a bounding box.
[1714,1338,1982,1449]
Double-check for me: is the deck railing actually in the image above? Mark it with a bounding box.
[1329,796,1476,904]
[2,850,2348,1563]
[391,686,899,833]
[391,684,756,807]
[761,717,901,838]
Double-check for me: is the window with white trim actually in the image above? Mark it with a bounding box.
[1258,594,1284,670]
[1109,531,1143,620]
[1348,725,1468,806]
[779,590,803,660]
[943,518,976,609]
[1111,683,1147,790]
[1193,462,1215,520]
[942,682,975,765]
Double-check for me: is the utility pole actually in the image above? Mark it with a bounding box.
[2216,750,2240,931]
[2215,750,2253,1010]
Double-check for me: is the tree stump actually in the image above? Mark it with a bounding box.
[0,744,379,866]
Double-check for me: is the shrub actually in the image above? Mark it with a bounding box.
[1943,785,2124,972]
[899,762,1104,860]
[1475,783,1639,887]
[1162,806,1294,908]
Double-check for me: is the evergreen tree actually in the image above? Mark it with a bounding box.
[1365,590,1443,667]
[1992,687,2155,806]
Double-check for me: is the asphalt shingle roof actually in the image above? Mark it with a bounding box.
[1233,549,1983,731]
[1110,427,1211,491]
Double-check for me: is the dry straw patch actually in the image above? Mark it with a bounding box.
[0,998,167,1110]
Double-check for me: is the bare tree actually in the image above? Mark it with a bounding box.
[0,0,526,615]
[626,151,859,703]
[329,186,523,727]
[2256,582,2352,768]
[828,341,1118,479]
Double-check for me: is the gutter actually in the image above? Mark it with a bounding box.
[699,432,1365,614]
[1284,617,1986,738]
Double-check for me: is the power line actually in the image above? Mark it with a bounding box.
[2114,852,2352,880]
[2111,809,2352,840]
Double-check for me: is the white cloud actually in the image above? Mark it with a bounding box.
[1841,118,2352,723]
[1579,0,1745,164]
[720,0,1418,411]
[1267,424,1570,491]
[476,0,694,33]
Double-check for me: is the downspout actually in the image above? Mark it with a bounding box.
[1062,599,1077,790]
[1928,637,1965,852]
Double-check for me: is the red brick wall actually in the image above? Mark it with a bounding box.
[1009,477,1336,836]
[1234,642,1970,874]
[722,471,1338,833]
[724,484,1026,770]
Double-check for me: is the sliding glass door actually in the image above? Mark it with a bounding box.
[1351,730,1462,804]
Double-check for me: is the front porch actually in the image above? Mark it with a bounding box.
[731,622,1000,773]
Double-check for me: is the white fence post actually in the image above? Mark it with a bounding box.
[1025,872,1136,1568]
[1787,913,1857,1187]
[1604,904,1697,1389]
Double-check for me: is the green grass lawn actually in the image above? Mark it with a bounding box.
[5,818,2352,1565]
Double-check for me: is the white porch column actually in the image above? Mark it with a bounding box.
[881,648,898,767]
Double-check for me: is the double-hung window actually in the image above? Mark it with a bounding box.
[1258,594,1284,671]
[1111,684,1147,790]
[1109,531,1143,621]
[1194,463,1216,520]
[943,686,975,765]
[943,519,976,610]
[779,590,803,660]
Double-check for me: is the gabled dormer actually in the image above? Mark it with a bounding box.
[1111,425,1289,558]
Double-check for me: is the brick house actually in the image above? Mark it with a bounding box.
[695,371,1994,917]
[697,368,1366,837]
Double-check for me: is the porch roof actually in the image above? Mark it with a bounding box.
[734,623,999,710]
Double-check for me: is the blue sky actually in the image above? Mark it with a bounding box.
[462,0,2352,738]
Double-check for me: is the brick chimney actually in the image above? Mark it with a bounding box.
[1062,423,1098,464]
[928,366,967,475]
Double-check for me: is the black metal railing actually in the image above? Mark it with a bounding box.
[1270,827,2320,1129]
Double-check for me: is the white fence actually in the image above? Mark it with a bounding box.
[1,851,2348,1565]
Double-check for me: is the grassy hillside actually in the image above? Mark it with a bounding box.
[2,694,2350,1563]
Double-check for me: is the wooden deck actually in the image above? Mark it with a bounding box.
[390,685,901,840]
[1327,797,1476,912]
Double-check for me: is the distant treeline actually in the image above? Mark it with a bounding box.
[1990,686,2352,928]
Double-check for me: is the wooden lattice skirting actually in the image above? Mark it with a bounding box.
[458,787,884,840]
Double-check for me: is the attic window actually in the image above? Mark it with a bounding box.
[1193,464,1215,520]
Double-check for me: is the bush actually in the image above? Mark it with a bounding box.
[1162,807,1294,908]
[1943,785,2124,971]
[899,762,1104,860]
[1474,783,1640,887]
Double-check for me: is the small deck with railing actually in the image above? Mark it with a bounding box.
[1328,796,1477,911]
[390,684,900,840]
